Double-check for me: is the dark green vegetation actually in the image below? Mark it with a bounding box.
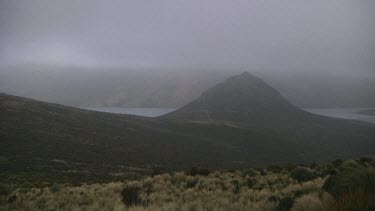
[358,109,375,116]
[323,166,375,198]
[290,167,315,183]
[2,158,374,210]
[322,163,375,211]
[1,72,375,186]
[121,184,142,206]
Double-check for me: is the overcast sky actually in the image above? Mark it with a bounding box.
[0,0,374,74]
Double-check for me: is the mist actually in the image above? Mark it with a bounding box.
[0,0,374,108]
[2,1,375,208]
[1,0,374,75]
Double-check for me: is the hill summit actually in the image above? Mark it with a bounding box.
[163,72,301,124]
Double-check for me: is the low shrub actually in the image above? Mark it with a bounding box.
[308,162,317,169]
[359,157,373,164]
[277,196,294,211]
[227,169,236,173]
[186,176,198,188]
[121,182,142,206]
[173,172,187,184]
[185,167,210,176]
[260,169,268,176]
[285,164,298,172]
[219,181,227,191]
[151,168,165,176]
[267,165,283,173]
[7,195,17,203]
[332,159,343,167]
[246,178,257,188]
[242,168,259,177]
[331,188,375,211]
[322,167,375,199]
[291,193,324,211]
[290,167,315,183]
[232,179,240,194]
[332,159,344,167]
[0,184,11,196]
[50,183,60,193]
[339,160,360,170]
[315,164,336,177]
[322,167,375,211]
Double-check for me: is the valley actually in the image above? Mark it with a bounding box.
[1,72,375,186]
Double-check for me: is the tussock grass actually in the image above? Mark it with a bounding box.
[1,171,324,210]
[2,160,374,210]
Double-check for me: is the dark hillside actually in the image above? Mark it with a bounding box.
[1,73,375,183]
[163,72,302,125]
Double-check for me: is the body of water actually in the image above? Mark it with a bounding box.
[81,107,176,117]
[82,106,375,124]
[303,107,375,124]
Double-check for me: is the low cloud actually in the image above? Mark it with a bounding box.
[0,0,374,74]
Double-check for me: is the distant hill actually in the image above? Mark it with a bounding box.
[1,72,375,183]
[163,72,301,124]
[1,65,375,108]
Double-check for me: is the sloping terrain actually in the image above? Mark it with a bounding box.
[1,72,375,183]
[163,72,375,152]
[2,158,375,211]
[163,72,302,125]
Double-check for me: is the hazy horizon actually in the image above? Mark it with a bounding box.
[1,0,374,76]
[1,1,375,109]
[1,2,375,209]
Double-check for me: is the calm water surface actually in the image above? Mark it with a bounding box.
[82,107,375,124]
[81,107,176,117]
[303,107,375,124]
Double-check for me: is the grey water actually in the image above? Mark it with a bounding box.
[303,108,375,124]
[82,107,375,124]
[81,107,177,117]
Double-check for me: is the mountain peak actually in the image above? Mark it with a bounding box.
[162,72,300,124]
[240,71,250,76]
[239,71,254,77]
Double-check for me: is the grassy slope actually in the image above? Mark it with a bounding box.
[0,170,325,211]
[162,72,375,164]
[1,91,375,184]
[2,159,375,211]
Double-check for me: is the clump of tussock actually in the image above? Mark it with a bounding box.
[290,167,316,183]
[338,159,360,171]
[242,168,260,177]
[330,188,375,211]
[323,166,375,198]
[322,166,375,211]
[291,193,325,211]
[1,182,126,210]
[50,183,60,193]
[185,167,210,176]
[267,165,283,174]
[0,184,11,196]
[358,157,373,165]
[122,181,143,206]
[4,161,374,211]
[315,163,336,177]
[1,170,326,210]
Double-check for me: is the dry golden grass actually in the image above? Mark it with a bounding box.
[1,170,329,211]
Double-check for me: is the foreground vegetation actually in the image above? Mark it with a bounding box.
[1,158,374,211]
